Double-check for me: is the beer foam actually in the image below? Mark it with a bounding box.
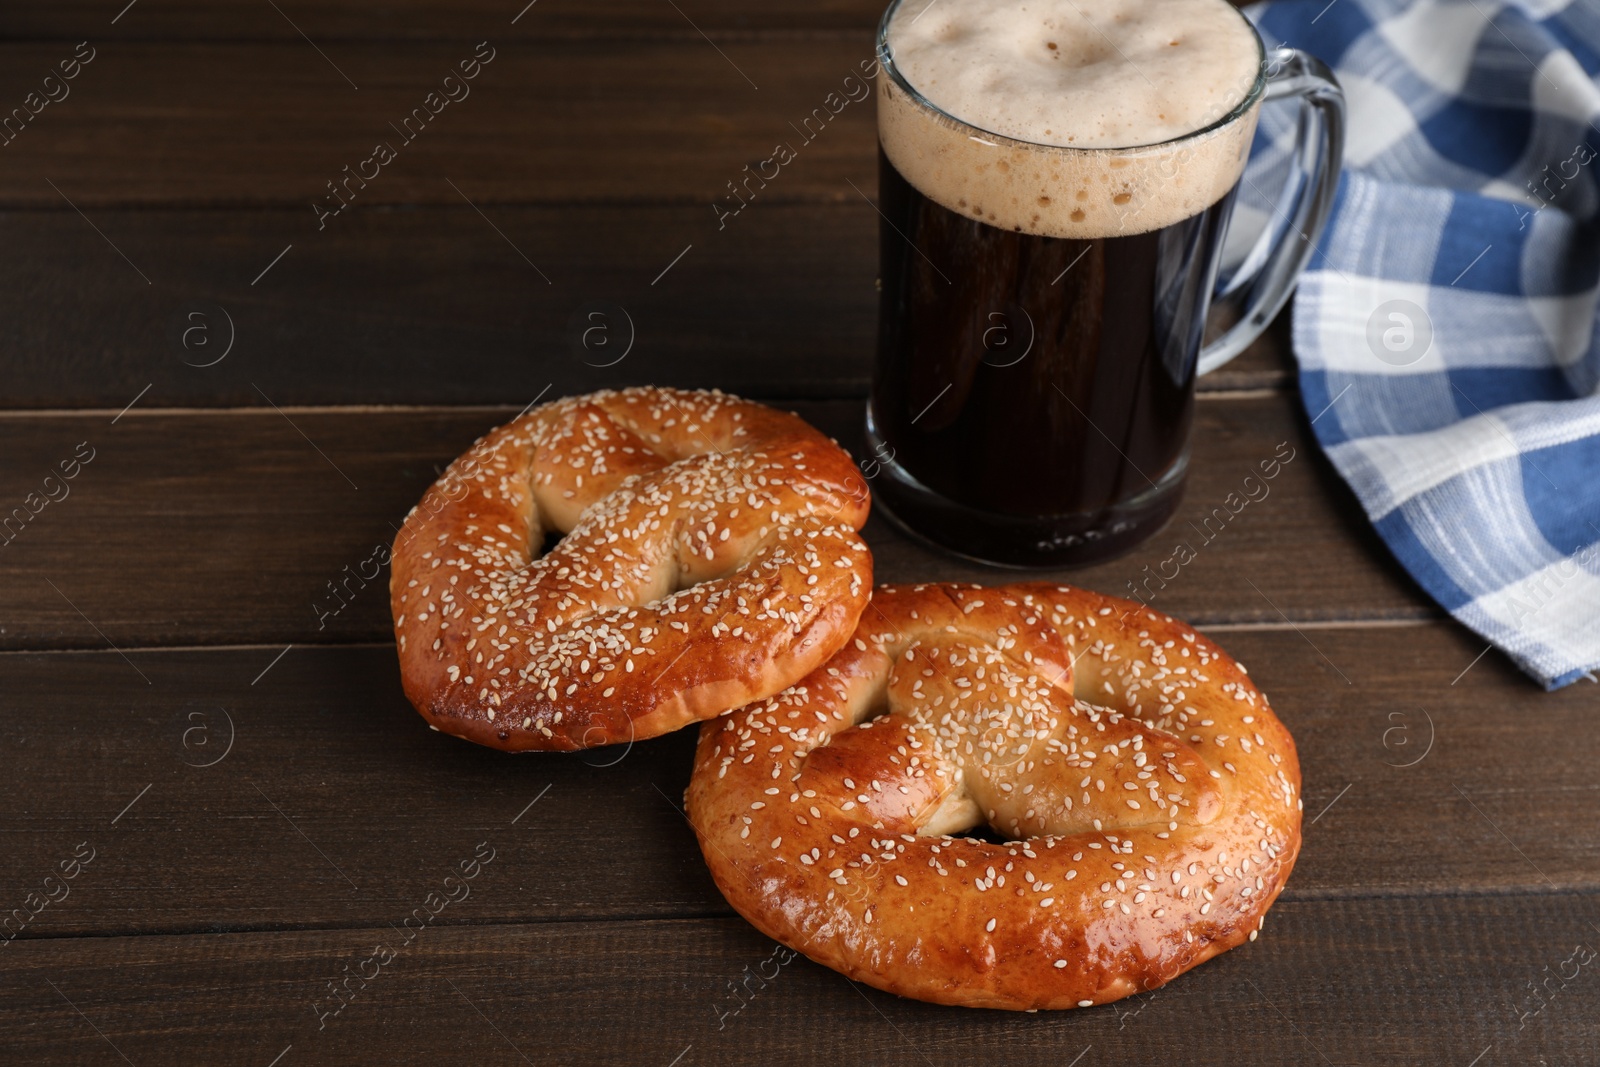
[879,0,1263,238]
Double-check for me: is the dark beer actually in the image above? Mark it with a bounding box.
[867,148,1241,566]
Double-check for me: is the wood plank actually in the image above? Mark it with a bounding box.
[3,894,1594,1065]
[0,33,1313,249]
[0,205,1287,409]
[1,0,887,39]
[0,396,1416,652]
[0,39,878,208]
[0,621,1593,943]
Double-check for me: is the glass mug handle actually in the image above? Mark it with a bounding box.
[1196,47,1346,375]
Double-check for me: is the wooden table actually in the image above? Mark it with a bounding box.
[2,2,1596,1063]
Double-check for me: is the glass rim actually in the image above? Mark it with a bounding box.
[874,0,1268,154]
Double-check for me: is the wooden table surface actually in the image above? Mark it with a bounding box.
[2,2,1597,1064]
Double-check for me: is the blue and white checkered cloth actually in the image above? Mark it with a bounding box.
[1239,0,1600,689]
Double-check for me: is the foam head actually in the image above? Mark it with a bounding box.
[878,0,1264,238]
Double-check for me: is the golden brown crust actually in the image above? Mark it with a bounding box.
[686,582,1302,1010]
[390,387,872,751]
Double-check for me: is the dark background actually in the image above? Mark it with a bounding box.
[0,1,1595,1064]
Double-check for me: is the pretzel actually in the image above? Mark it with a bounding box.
[686,582,1302,1010]
[390,388,872,751]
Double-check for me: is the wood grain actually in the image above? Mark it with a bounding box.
[2,0,888,40]
[0,397,1419,653]
[0,619,1587,943]
[0,40,877,208]
[1,0,1256,40]
[0,205,1289,409]
[4,894,1594,1065]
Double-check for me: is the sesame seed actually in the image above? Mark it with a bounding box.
[675,574,1293,1005]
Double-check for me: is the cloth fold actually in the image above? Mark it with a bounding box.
[1242,0,1600,688]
